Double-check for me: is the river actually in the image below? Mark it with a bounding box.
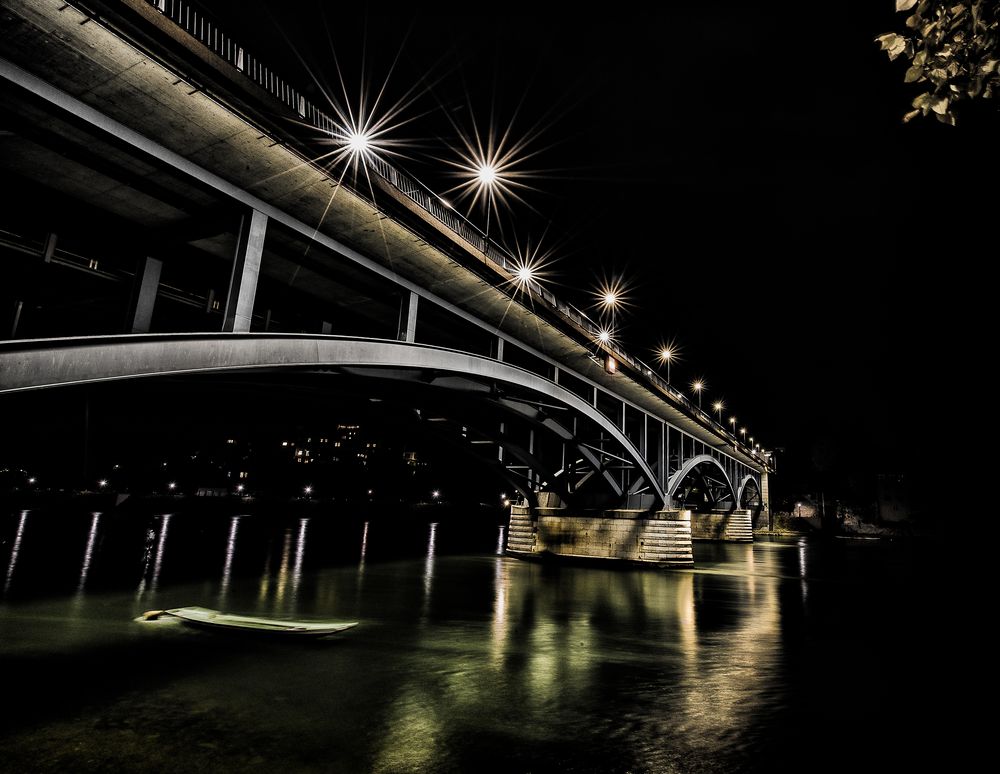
[0,506,953,772]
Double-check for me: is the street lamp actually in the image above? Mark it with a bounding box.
[657,347,674,384]
[692,380,704,408]
[713,401,724,424]
[476,163,497,240]
[168,482,176,491]
[740,428,747,442]
[98,479,108,488]
[729,416,737,434]
[432,490,440,500]
[304,485,313,496]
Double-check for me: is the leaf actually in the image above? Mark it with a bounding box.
[983,59,999,73]
[904,65,924,82]
[913,50,927,66]
[902,109,921,122]
[897,0,918,11]
[930,95,950,114]
[934,110,956,125]
[875,32,896,49]
[888,36,908,60]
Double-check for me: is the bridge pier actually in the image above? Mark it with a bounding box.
[506,504,693,567]
[690,509,753,542]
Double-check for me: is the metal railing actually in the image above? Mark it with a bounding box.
[143,0,765,466]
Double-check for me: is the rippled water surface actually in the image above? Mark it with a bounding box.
[0,507,952,772]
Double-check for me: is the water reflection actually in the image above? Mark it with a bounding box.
[359,520,370,569]
[422,522,437,615]
[271,528,293,612]
[490,557,509,668]
[495,526,505,555]
[76,512,101,595]
[4,511,28,595]
[218,515,241,601]
[135,513,170,600]
[0,512,925,772]
[292,518,309,601]
[798,537,809,603]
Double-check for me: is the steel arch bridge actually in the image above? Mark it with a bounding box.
[0,334,767,513]
[0,0,773,564]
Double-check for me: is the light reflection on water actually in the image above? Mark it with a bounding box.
[76,512,101,595]
[218,515,240,602]
[0,510,944,772]
[3,510,27,594]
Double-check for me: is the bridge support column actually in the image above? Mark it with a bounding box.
[397,291,418,342]
[506,506,693,567]
[223,208,267,332]
[690,509,753,542]
[760,472,771,530]
[126,256,162,333]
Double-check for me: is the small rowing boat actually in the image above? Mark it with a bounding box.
[138,607,358,637]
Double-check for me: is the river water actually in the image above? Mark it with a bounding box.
[0,506,954,772]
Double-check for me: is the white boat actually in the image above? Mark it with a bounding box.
[138,606,358,637]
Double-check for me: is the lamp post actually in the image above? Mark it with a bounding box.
[713,401,724,425]
[658,347,673,384]
[692,380,704,409]
[477,163,497,242]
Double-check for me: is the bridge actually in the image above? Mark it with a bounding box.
[0,0,773,567]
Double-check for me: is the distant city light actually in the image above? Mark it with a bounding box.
[432,490,440,499]
[236,484,244,493]
[304,485,313,495]
[98,479,107,488]
[168,482,176,490]
[28,477,36,484]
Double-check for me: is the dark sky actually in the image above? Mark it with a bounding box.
[185,1,990,496]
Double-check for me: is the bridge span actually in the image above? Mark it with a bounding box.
[0,0,773,566]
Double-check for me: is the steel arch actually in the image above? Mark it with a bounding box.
[0,333,666,508]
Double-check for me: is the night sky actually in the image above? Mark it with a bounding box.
[11,2,992,502]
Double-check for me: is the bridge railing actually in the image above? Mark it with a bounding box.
[142,0,763,466]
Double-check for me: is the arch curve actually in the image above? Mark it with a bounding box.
[737,475,762,509]
[666,454,737,508]
[0,333,666,508]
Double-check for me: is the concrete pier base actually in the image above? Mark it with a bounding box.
[690,509,753,542]
[506,505,693,567]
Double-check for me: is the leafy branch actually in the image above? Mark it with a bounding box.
[876,0,999,124]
